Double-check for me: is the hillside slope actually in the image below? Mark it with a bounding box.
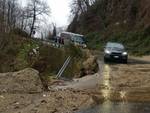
[68,0,150,55]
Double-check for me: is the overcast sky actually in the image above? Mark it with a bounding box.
[48,0,70,27]
[19,0,71,27]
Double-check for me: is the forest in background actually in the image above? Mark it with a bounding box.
[68,0,150,55]
[0,0,51,37]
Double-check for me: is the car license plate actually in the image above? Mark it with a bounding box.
[114,56,119,58]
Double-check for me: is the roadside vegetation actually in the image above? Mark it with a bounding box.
[0,32,98,89]
[68,0,150,56]
[0,0,98,82]
[85,29,150,56]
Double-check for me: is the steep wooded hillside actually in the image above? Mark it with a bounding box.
[68,0,150,55]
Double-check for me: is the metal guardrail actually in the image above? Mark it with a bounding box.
[42,41,64,49]
[56,56,71,78]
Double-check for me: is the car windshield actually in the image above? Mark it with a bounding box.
[72,36,85,43]
[106,42,124,50]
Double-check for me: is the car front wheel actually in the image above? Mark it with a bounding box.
[122,59,128,64]
[104,57,108,63]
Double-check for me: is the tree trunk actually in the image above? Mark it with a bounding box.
[29,5,36,37]
[2,0,6,32]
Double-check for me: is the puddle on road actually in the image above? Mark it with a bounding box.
[75,101,150,113]
[100,64,111,101]
[102,64,126,101]
[102,64,111,100]
[75,64,150,113]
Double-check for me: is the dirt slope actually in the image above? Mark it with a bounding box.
[0,68,43,93]
[0,90,94,113]
[68,0,150,33]
[0,68,95,113]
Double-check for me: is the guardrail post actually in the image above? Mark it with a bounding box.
[56,56,71,78]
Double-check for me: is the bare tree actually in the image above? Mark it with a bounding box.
[26,0,50,37]
[7,0,19,31]
[1,0,6,32]
[52,23,57,38]
[71,0,95,15]
[0,0,51,38]
[0,0,22,32]
[68,0,96,32]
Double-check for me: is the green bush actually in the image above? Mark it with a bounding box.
[11,28,29,37]
[85,32,103,50]
[65,44,84,58]
[33,44,85,79]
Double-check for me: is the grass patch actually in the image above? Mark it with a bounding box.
[85,32,104,50]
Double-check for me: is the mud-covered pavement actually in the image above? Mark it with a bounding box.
[75,56,150,113]
[0,69,94,113]
[55,56,150,102]
[0,90,94,113]
[98,56,150,102]
[0,56,150,113]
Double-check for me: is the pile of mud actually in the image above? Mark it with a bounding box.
[0,68,43,93]
[0,68,96,113]
[0,90,95,113]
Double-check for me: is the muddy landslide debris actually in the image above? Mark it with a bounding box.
[0,68,96,113]
[0,68,43,93]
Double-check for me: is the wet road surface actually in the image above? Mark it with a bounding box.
[76,57,150,113]
[76,101,150,113]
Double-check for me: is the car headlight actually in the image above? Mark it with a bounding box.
[83,44,87,48]
[122,52,128,55]
[105,50,111,54]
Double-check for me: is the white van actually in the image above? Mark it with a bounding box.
[60,32,87,48]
